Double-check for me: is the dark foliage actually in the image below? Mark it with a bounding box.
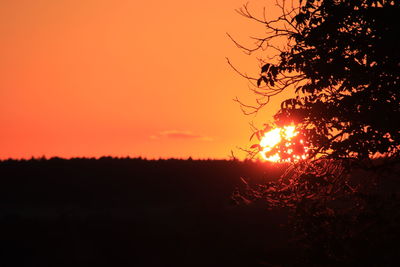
[235,159,400,266]
[0,158,293,267]
[232,0,400,160]
[230,1,400,265]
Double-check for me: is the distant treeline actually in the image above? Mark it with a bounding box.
[0,157,288,209]
[0,156,288,184]
[0,155,280,163]
[0,157,292,267]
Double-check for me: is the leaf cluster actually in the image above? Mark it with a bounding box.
[236,0,400,160]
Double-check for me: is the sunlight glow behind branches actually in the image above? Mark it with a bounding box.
[259,125,307,162]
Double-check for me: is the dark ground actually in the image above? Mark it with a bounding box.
[0,158,295,267]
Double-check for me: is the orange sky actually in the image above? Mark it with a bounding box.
[0,0,291,159]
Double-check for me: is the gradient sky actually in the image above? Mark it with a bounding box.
[0,0,290,159]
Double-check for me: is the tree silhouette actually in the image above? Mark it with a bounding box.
[231,1,400,264]
[230,0,400,160]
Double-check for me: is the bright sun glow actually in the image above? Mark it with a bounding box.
[259,125,307,162]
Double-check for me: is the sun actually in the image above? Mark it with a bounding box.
[259,125,307,162]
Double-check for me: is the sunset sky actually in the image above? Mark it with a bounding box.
[0,0,290,159]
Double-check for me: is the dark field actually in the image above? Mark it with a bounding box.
[0,158,294,267]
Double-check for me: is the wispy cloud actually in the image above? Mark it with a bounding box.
[150,130,213,141]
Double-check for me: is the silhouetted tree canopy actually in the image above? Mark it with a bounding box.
[232,2,400,264]
[232,0,400,160]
